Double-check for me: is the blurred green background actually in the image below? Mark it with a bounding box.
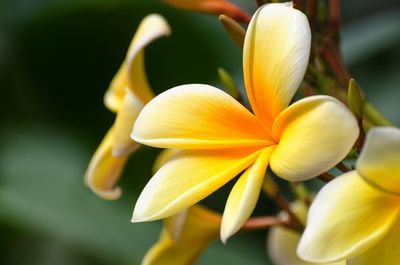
[1,0,399,264]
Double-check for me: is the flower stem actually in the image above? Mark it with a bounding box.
[335,162,351,173]
[318,172,334,182]
[242,216,291,231]
[363,102,394,127]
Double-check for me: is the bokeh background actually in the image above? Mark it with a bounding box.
[1,0,400,264]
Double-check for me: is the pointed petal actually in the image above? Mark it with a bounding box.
[270,96,359,181]
[243,3,311,129]
[297,171,400,263]
[132,84,271,149]
[112,90,143,156]
[268,202,345,265]
[84,128,128,200]
[104,14,171,111]
[142,206,221,265]
[220,147,274,242]
[356,127,400,194]
[132,148,262,222]
[348,219,400,265]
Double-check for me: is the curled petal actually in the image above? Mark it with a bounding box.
[132,84,272,149]
[243,3,311,129]
[356,127,400,194]
[270,96,359,181]
[85,128,128,200]
[142,206,221,265]
[132,147,262,222]
[112,90,142,156]
[104,14,171,112]
[221,147,274,243]
[297,171,400,263]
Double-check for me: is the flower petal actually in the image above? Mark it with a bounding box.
[268,202,346,265]
[132,147,262,222]
[132,84,272,149]
[112,90,142,156]
[104,14,171,112]
[297,171,400,263]
[84,128,128,200]
[356,127,400,194]
[142,206,221,265]
[348,218,400,265]
[243,3,311,129]
[220,147,274,243]
[270,96,359,181]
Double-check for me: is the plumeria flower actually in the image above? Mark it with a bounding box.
[131,3,359,242]
[84,14,171,200]
[163,0,251,22]
[142,205,221,265]
[268,201,345,265]
[298,127,400,265]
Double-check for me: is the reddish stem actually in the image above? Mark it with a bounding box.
[242,216,291,231]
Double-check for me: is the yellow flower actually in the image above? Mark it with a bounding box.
[298,127,400,265]
[131,3,359,242]
[163,0,251,22]
[142,205,221,265]
[268,201,346,265]
[84,14,171,200]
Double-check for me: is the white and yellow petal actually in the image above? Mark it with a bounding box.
[268,202,345,265]
[221,147,274,242]
[297,171,400,263]
[104,14,171,112]
[348,218,400,265]
[132,147,262,222]
[132,84,272,149]
[112,90,143,156]
[243,3,311,129]
[84,128,128,200]
[270,96,359,181]
[142,205,221,265]
[356,127,400,194]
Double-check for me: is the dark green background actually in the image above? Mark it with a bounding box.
[1,0,399,264]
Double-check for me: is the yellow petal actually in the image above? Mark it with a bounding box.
[356,127,400,194]
[297,171,400,263]
[243,3,311,129]
[112,90,143,156]
[152,149,182,173]
[348,218,400,265]
[132,148,262,222]
[84,128,128,200]
[142,206,221,265]
[104,14,171,112]
[104,62,129,113]
[268,202,346,265]
[220,147,275,243]
[132,84,272,149]
[270,96,359,181]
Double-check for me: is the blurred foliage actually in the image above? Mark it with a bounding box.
[1,0,400,264]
